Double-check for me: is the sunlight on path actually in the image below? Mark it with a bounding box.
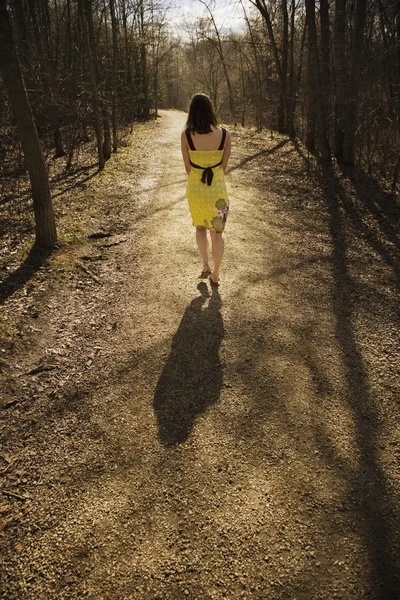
[5,110,397,600]
[69,110,397,599]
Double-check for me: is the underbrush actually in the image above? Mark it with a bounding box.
[0,118,161,353]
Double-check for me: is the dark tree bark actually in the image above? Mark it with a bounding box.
[342,0,368,165]
[78,0,105,170]
[397,0,400,111]
[13,0,29,66]
[306,55,316,152]
[65,0,73,69]
[305,0,331,161]
[277,0,289,133]
[121,0,134,125]
[110,0,118,152]
[320,0,332,131]
[27,0,65,157]
[334,0,347,158]
[287,0,296,136]
[0,0,57,249]
[396,0,400,184]
[253,0,292,135]
[240,0,263,130]
[84,0,111,160]
[140,0,149,120]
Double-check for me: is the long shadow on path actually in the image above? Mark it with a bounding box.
[0,246,50,305]
[227,139,290,174]
[154,282,224,447]
[320,164,400,599]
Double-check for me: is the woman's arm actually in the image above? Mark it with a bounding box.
[181,131,191,175]
[221,129,231,172]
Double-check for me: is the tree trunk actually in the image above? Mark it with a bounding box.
[84,0,111,160]
[140,0,149,119]
[239,41,246,127]
[254,0,290,134]
[334,0,347,158]
[240,0,262,130]
[306,60,316,153]
[397,0,400,115]
[200,0,236,125]
[65,0,72,70]
[342,0,368,165]
[27,0,65,157]
[110,0,118,152]
[0,0,57,249]
[287,0,296,136]
[305,0,331,161]
[277,0,289,133]
[292,19,307,134]
[78,0,105,170]
[13,0,29,66]
[122,0,134,125]
[320,0,332,135]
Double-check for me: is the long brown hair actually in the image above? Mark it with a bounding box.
[185,93,218,134]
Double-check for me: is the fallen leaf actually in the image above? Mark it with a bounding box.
[0,518,12,532]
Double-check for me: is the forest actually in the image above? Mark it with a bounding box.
[1,3,400,598]
[0,0,399,250]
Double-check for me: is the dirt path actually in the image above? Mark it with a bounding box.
[1,110,399,599]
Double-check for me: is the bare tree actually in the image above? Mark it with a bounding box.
[334,0,347,158]
[78,0,105,170]
[199,0,237,125]
[240,0,263,130]
[342,0,368,165]
[305,0,331,161]
[110,0,118,152]
[1,0,399,189]
[0,0,57,249]
[277,0,289,133]
[250,0,293,135]
[84,0,112,160]
[320,0,332,132]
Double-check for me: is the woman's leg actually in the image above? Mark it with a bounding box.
[210,229,224,282]
[196,226,210,270]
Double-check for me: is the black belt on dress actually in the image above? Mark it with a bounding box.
[190,160,222,186]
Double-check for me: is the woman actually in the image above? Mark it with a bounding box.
[181,93,231,286]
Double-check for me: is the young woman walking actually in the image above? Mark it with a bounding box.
[181,93,231,286]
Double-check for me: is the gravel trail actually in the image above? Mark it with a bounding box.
[1,110,399,600]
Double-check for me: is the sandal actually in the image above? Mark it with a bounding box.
[199,268,212,278]
[209,275,220,286]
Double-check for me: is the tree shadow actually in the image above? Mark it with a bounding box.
[342,166,400,256]
[289,142,400,290]
[51,169,99,199]
[153,282,224,447]
[0,163,99,207]
[320,163,400,599]
[0,245,51,305]
[227,139,290,173]
[290,137,314,173]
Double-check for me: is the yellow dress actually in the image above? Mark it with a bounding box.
[186,129,229,233]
